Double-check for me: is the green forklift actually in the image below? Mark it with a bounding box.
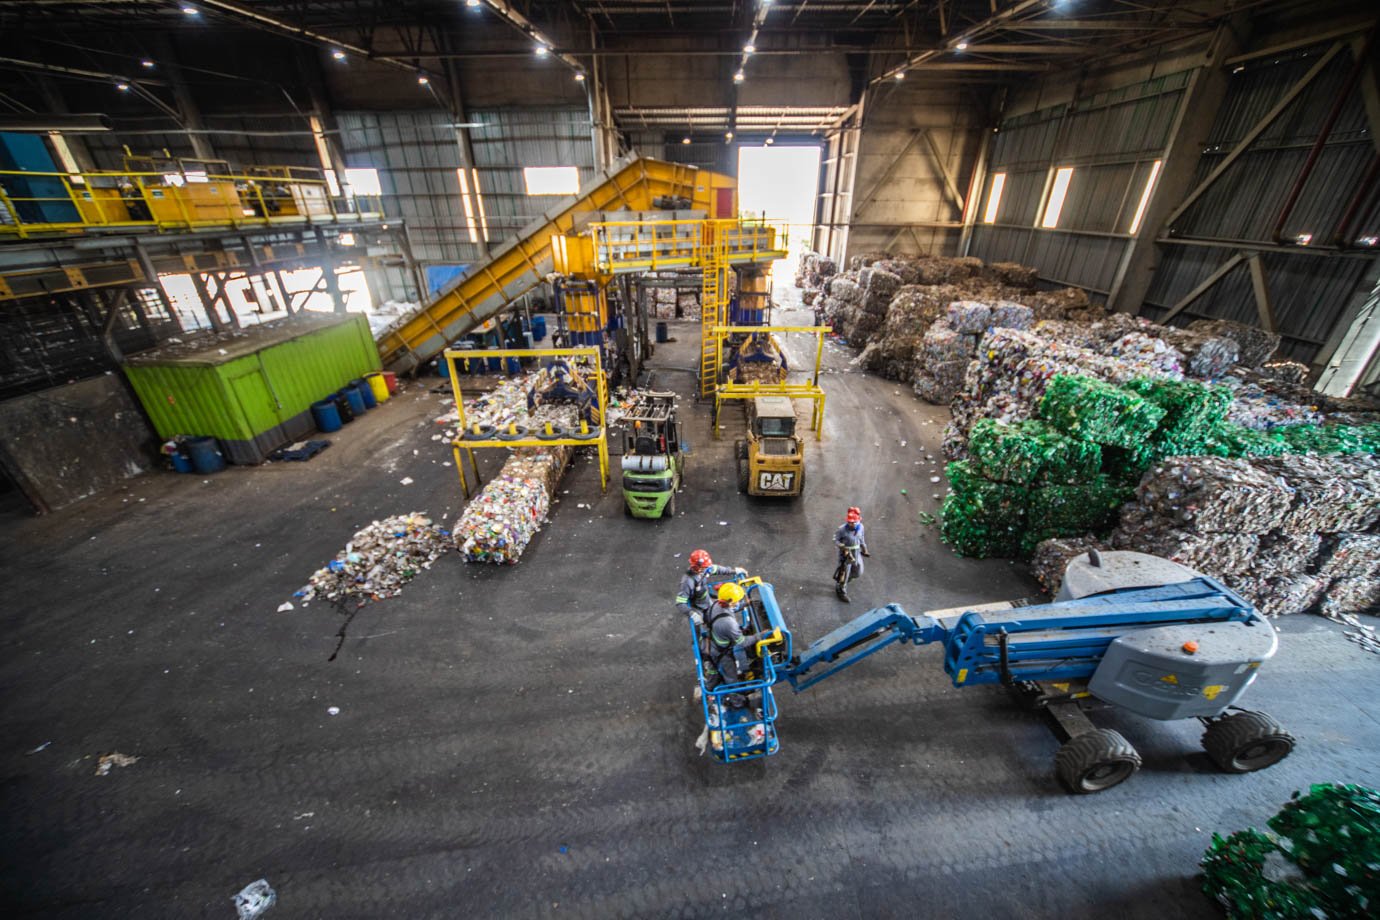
[621,391,684,519]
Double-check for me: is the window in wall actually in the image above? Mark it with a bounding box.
[982,172,1006,224]
[1040,166,1074,229]
[523,166,579,196]
[344,167,382,197]
[1127,159,1163,235]
[47,133,85,185]
[471,167,490,242]
[457,168,481,244]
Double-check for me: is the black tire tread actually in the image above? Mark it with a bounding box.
[1201,711,1294,773]
[1054,728,1141,794]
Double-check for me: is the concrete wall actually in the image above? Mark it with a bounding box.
[0,375,156,513]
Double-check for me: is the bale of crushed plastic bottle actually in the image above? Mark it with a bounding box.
[1029,536,1106,595]
[1125,377,1234,459]
[1021,475,1131,555]
[967,418,1101,486]
[940,460,1028,557]
[1038,375,1167,450]
[1133,456,1295,534]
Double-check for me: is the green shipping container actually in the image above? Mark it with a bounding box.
[124,313,380,464]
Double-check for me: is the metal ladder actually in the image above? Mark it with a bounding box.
[698,221,729,398]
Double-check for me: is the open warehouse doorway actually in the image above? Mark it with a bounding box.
[737,144,821,304]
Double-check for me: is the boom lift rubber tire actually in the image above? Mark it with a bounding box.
[1054,729,1141,794]
[1201,711,1295,773]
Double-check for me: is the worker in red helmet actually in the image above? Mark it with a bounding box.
[833,506,871,603]
[675,548,747,626]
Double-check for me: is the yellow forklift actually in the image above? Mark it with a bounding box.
[735,396,804,497]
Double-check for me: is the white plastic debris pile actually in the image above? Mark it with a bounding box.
[454,446,569,564]
[295,513,450,606]
[234,879,277,920]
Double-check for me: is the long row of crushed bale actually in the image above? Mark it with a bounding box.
[798,250,1380,623]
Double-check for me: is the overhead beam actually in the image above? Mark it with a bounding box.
[1163,43,1344,228]
[473,0,585,75]
[922,128,965,212]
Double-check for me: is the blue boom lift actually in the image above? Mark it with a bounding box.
[692,551,1294,793]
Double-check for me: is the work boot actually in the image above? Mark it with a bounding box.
[836,583,850,603]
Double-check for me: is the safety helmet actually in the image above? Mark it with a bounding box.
[846,506,862,523]
[689,549,712,571]
[717,582,745,605]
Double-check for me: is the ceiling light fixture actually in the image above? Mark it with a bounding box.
[535,45,549,57]
[764,137,774,145]
[466,0,481,7]
[733,71,745,83]
[181,5,198,14]
[140,59,155,68]
[116,82,130,91]
[417,75,430,85]
[956,41,969,50]
[682,136,691,145]
[725,132,734,141]
[574,72,585,82]
[332,49,346,60]
[744,43,756,54]
[895,70,906,80]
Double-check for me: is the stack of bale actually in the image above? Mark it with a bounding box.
[1109,453,1380,617]
[856,285,956,380]
[941,376,1157,559]
[913,301,1033,405]
[1187,318,1281,368]
[455,446,570,564]
[944,328,1178,458]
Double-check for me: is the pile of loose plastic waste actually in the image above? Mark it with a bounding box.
[296,513,451,606]
[1201,783,1379,919]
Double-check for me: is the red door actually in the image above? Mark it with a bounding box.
[716,188,734,219]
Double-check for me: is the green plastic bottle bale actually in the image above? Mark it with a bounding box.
[1025,475,1132,538]
[1208,422,1290,458]
[1101,444,1160,485]
[1038,374,1167,450]
[941,461,1028,557]
[941,493,1023,558]
[968,418,1102,486]
[1274,422,1380,456]
[1126,376,1234,458]
[1200,783,1380,920]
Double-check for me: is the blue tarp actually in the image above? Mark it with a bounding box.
[425,264,469,297]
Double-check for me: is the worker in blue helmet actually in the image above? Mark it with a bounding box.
[834,506,871,603]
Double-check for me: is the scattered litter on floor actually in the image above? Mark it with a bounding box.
[295,513,450,605]
[233,879,277,920]
[94,752,139,776]
[276,602,294,612]
[327,707,340,716]
[27,741,51,754]
[399,477,414,486]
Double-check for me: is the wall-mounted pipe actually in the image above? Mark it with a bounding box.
[1329,153,1380,247]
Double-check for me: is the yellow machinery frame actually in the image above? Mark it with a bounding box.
[444,346,610,498]
[711,325,830,441]
[0,166,383,239]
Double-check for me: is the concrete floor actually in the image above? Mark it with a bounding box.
[2,307,1378,919]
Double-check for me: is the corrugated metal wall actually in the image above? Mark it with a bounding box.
[467,107,597,241]
[969,71,1190,295]
[336,107,593,302]
[1144,45,1380,362]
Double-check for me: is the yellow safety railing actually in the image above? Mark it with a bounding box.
[0,166,384,239]
[589,217,787,274]
[710,324,830,440]
[444,346,611,497]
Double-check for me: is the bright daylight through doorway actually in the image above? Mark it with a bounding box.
[737,144,821,299]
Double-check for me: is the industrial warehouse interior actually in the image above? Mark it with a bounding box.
[3,0,1380,917]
